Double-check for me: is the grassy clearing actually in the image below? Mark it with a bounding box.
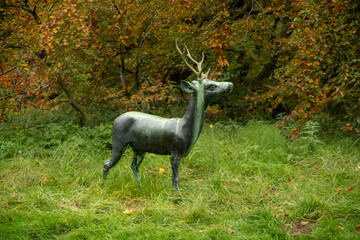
[0,120,359,239]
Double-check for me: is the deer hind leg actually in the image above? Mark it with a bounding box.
[131,149,145,188]
[170,154,181,192]
[103,143,127,180]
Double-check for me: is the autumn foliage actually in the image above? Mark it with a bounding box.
[1,0,359,131]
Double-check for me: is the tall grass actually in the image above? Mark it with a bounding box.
[0,120,359,239]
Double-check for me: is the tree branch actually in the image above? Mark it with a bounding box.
[0,67,16,77]
[8,0,41,24]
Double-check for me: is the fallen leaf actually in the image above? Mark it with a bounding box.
[8,218,13,221]
[347,187,353,191]
[72,200,79,209]
[312,172,316,175]
[355,229,360,234]
[123,209,132,215]
[159,167,165,174]
[301,221,309,226]
[336,188,343,192]
[41,178,49,184]
[227,228,234,234]
[338,224,344,230]
[288,177,291,182]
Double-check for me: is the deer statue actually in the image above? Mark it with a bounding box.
[103,41,233,191]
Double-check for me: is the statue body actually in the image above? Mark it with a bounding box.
[103,44,233,191]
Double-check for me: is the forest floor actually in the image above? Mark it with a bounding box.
[1,120,359,239]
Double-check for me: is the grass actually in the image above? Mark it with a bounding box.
[0,120,359,239]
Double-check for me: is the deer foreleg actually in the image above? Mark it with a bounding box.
[170,154,181,192]
[103,144,126,180]
[131,150,145,188]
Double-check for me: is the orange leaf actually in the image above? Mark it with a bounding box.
[72,200,79,209]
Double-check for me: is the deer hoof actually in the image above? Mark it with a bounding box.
[103,171,108,180]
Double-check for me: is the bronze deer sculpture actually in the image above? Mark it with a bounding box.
[103,42,233,191]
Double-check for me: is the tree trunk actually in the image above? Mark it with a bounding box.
[57,76,89,127]
[119,55,127,93]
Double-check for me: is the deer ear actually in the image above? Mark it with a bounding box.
[180,80,196,93]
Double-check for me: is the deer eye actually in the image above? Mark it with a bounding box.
[208,85,218,91]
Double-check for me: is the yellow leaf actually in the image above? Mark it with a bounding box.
[123,209,132,215]
[41,178,49,184]
[159,167,165,174]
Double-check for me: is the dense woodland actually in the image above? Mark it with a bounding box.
[1,0,359,136]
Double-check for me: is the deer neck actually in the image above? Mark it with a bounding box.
[180,85,207,156]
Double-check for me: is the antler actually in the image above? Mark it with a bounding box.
[175,40,210,80]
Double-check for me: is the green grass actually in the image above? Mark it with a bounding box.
[1,120,359,239]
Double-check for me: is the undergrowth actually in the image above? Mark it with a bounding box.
[0,120,359,239]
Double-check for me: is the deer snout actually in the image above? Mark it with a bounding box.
[226,82,233,93]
